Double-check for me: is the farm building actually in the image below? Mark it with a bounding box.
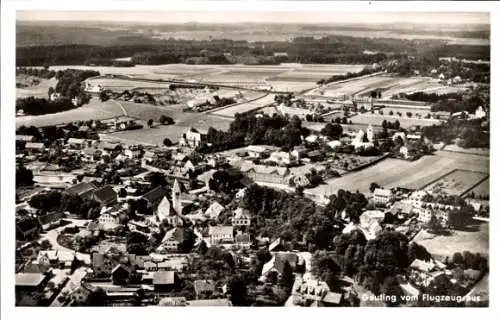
[240,163,291,185]
[373,188,394,205]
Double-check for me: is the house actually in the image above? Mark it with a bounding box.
[261,252,304,281]
[246,145,272,159]
[474,106,487,119]
[306,150,323,162]
[127,220,149,233]
[293,145,309,158]
[292,278,342,305]
[179,128,206,148]
[327,140,342,150]
[205,201,224,220]
[157,179,184,224]
[240,163,291,185]
[373,188,393,206]
[141,186,168,211]
[92,186,117,207]
[235,231,252,247]
[207,155,226,168]
[16,135,35,142]
[410,259,436,273]
[37,212,65,231]
[15,272,50,302]
[98,213,120,230]
[193,279,215,299]
[66,182,98,200]
[232,207,251,226]
[72,96,83,107]
[268,151,298,166]
[111,264,132,285]
[158,227,192,253]
[273,52,288,57]
[153,271,176,292]
[434,111,450,120]
[91,253,118,277]
[69,285,91,305]
[268,237,285,252]
[183,160,208,175]
[159,297,187,306]
[360,210,385,229]
[16,218,40,240]
[25,142,45,152]
[208,226,234,245]
[186,299,232,306]
[50,92,61,101]
[67,138,86,149]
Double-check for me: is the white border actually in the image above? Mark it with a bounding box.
[1,1,498,319]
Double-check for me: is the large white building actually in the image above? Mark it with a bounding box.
[373,188,393,205]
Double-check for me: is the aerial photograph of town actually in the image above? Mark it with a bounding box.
[11,8,490,308]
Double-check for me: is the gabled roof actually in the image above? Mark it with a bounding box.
[153,271,175,285]
[38,212,65,226]
[16,273,46,287]
[186,299,232,306]
[233,207,251,219]
[67,182,97,196]
[25,142,45,149]
[208,225,233,237]
[67,138,86,145]
[194,279,215,294]
[142,186,167,204]
[205,201,224,219]
[112,263,132,275]
[323,292,342,304]
[16,218,39,233]
[93,186,117,203]
[374,188,392,197]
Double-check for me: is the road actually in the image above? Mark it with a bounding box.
[40,218,92,264]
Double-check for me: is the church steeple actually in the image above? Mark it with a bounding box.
[172,179,183,215]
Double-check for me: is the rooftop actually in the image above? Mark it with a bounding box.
[16,273,46,287]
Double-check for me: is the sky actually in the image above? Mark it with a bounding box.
[16,11,490,25]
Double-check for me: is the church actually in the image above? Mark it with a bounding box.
[156,179,184,227]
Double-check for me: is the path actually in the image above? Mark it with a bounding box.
[40,218,92,264]
[110,99,128,117]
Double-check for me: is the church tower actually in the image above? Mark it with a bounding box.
[172,179,183,215]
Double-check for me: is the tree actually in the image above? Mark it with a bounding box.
[48,87,55,98]
[381,276,404,306]
[147,119,154,127]
[86,287,107,306]
[369,182,380,193]
[118,188,127,198]
[163,138,173,147]
[389,110,394,116]
[98,91,108,102]
[227,274,248,306]
[452,252,464,266]
[16,165,34,187]
[321,123,343,139]
[40,239,52,250]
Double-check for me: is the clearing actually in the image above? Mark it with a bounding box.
[16,76,58,99]
[423,169,488,196]
[15,98,125,128]
[412,221,489,258]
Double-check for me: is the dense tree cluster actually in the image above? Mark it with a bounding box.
[54,69,100,97]
[16,165,34,188]
[317,67,379,85]
[16,97,78,116]
[208,169,245,195]
[320,123,343,139]
[28,191,101,218]
[422,119,488,148]
[16,66,56,79]
[200,113,309,153]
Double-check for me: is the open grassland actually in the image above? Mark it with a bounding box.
[349,113,442,128]
[306,152,488,197]
[106,113,231,145]
[211,94,276,117]
[16,76,57,99]
[413,221,489,257]
[424,169,489,196]
[15,98,125,128]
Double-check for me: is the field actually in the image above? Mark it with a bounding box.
[15,98,125,128]
[105,113,232,145]
[349,113,442,128]
[442,145,490,156]
[412,221,489,258]
[85,77,172,91]
[16,76,57,99]
[469,178,489,197]
[211,94,276,117]
[305,152,489,197]
[424,169,489,196]
[309,75,468,99]
[275,105,313,117]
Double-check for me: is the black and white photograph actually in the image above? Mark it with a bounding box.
[1,0,496,313]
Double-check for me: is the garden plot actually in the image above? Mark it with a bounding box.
[423,169,489,196]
